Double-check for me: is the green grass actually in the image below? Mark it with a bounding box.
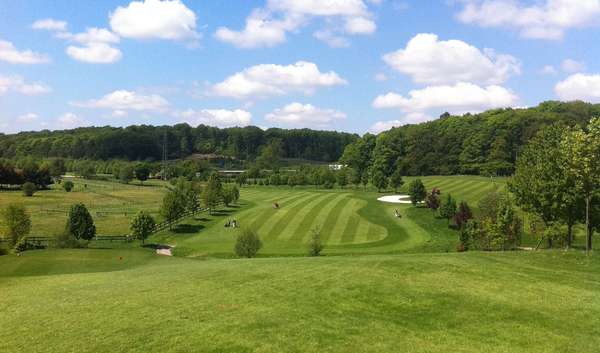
[151,176,507,257]
[0,177,168,236]
[1,249,599,353]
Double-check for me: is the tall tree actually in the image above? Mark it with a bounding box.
[66,203,96,241]
[561,118,600,252]
[389,166,404,193]
[1,204,31,248]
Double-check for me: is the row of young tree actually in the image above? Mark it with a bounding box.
[509,118,600,251]
[340,101,600,178]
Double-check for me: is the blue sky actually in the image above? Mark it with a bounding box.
[1,0,600,134]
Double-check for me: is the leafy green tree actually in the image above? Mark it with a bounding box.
[66,203,96,241]
[439,194,457,224]
[307,227,324,256]
[510,125,580,248]
[1,204,31,248]
[134,163,151,184]
[222,186,234,207]
[561,118,600,252]
[408,179,426,206]
[389,167,404,193]
[159,191,184,229]
[22,182,36,197]
[234,229,262,258]
[269,173,281,186]
[336,168,348,189]
[202,172,223,213]
[371,169,388,192]
[256,139,284,171]
[119,165,134,184]
[347,167,361,188]
[75,161,96,179]
[130,211,156,244]
[49,158,66,179]
[62,180,74,192]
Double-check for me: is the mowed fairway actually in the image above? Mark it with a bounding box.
[152,176,506,257]
[1,249,599,353]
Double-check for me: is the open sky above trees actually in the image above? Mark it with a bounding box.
[2,0,600,134]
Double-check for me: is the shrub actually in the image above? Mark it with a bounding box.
[63,180,74,192]
[234,229,262,258]
[54,231,83,249]
[439,194,457,224]
[22,182,36,197]
[307,228,323,256]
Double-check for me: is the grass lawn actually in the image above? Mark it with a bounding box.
[1,249,599,353]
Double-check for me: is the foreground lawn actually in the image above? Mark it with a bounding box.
[1,249,599,353]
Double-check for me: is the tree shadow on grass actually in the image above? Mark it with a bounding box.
[142,243,172,250]
[172,223,205,234]
[210,209,235,217]
[194,217,211,222]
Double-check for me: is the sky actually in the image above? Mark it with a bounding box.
[1,0,600,135]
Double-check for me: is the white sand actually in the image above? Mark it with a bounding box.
[377,195,416,204]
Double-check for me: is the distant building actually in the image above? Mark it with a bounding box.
[328,164,345,171]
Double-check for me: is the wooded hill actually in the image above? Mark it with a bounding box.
[341,100,600,177]
[1,100,598,174]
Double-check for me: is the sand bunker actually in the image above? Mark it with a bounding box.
[377,195,415,204]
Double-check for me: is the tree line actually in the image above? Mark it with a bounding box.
[340,101,600,179]
[0,124,357,163]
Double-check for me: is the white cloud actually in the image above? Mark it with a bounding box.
[58,27,120,44]
[455,0,600,40]
[555,73,600,103]
[0,39,50,64]
[265,102,346,128]
[0,75,52,95]
[16,113,39,123]
[215,0,376,48]
[561,59,586,73]
[540,65,557,75]
[66,42,122,64]
[369,113,432,133]
[209,61,346,99]
[110,0,199,43]
[373,82,519,115]
[32,18,68,32]
[174,109,252,127]
[382,33,520,85]
[72,90,170,112]
[374,73,388,82]
[57,113,89,129]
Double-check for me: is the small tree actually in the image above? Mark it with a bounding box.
[63,180,74,192]
[231,185,240,203]
[134,163,151,185]
[130,211,156,244]
[389,167,404,193]
[425,188,441,213]
[234,229,262,258]
[408,179,426,206]
[1,204,31,248]
[202,172,223,213]
[439,194,457,224]
[119,165,134,184]
[22,182,36,197]
[307,227,324,256]
[66,203,96,241]
[160,191,184,228]
[454,201,473,229]
[336,169,348,189]
[222,186,234,207]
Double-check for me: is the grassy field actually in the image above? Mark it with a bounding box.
[0,177,168,236]
[152,175,508,257]
[1,249,599,353]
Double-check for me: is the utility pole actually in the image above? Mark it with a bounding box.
[162,130,168,181]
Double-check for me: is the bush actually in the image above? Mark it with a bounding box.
[234,229,262,258]
[54,231,84,249]
[22,182,36,197]
[13,237,34,253]
[63,180,74,192]
[307,228,323,256]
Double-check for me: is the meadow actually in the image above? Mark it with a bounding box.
[2,175,598,353]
